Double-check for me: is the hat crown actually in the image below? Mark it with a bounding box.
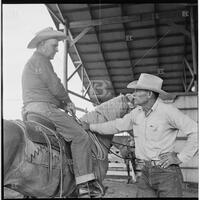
[137,73,163,90]
[27,27,66,49]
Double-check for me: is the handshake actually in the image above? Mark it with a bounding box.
[80,121,90,131]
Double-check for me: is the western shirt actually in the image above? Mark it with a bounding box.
[22,51,71,107]
[90,99,198,163]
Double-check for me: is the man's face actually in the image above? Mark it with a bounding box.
[132,89,150,106]
[43,39,58,59]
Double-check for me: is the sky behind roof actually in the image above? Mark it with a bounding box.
[3,4,94,120]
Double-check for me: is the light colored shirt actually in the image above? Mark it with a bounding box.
[90,99,198,163]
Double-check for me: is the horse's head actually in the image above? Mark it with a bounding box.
[80,94,135,123]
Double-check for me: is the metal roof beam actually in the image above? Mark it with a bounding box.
[67,89,98,105]
[77,33,184,45]
[64,4,119,13]
[85,60,191,65]
[72,21,186,35]
[67,63,82,81]
[69,9,188,29]
[68,30,100,104]
[70,43,190,54]
[45,4,65,25]
[190,6,197,92]
[83,52,191,63]
[45,4,100,105]
[69,27,92,47]
[86,4,117,97]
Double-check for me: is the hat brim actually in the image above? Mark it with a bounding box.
[27,31,67,49]
[127,81,175,100]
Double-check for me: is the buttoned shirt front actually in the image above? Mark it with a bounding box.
[90,99,198,163]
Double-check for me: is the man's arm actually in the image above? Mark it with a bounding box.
[168,105,198,163]
[89,111,134,135]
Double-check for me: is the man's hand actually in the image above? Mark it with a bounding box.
[80,121,90,131]
[65,102,76,115]
[158,152,182,168]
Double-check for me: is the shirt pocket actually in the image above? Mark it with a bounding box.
[146,123,160,141]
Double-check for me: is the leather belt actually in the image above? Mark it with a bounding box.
[136,159,160,167]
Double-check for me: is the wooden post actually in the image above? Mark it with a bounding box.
[63,22,68,90]
[190,6,197,92]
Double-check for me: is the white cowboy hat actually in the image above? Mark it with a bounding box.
[127,73,175,100]
[27,27,67,49]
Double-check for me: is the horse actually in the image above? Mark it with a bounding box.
[3,94,133,198]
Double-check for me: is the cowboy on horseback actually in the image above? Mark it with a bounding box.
[21,27,104,197]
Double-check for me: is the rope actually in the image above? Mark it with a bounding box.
[88,131,107,160]
[39,127,53,181]
[26,120,65,198]
[71,112,107,161]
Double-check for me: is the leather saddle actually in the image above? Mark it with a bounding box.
[23,112,72,159]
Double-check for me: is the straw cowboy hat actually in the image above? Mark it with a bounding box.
[27,27,67,49]
[127,73,175,100]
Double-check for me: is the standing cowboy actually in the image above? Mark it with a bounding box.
[22,27,104,197]
[82,73,198,197]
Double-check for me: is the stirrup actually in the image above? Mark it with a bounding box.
[78,182,91,198]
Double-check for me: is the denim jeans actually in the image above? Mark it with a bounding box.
[136,163,183,197]
[23,102,95,185]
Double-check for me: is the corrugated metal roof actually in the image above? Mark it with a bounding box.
[46,3,198,104]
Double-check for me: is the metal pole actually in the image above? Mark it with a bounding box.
[190,6,197,92]
[67,89,97,105]
[63,22,68,90]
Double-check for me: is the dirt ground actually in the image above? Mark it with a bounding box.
[4,178,198,198]
[102,178,198,198]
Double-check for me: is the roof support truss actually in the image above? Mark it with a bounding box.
[69,9,188,29]
[45,4,100,105]
[69,27,92,47]
[183,57,195,92]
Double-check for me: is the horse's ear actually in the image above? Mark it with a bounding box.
[125,93,133,102]
[125,94,136,111]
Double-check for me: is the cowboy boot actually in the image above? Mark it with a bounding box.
[78,180,105,198]
[88,180,105,197]
[78,182,91,197]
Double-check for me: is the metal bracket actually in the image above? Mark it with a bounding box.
[183,57,195,92]
[70,27,92,47]
[67,63,82,82]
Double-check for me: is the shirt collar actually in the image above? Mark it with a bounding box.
[138,98,159,117]
[34,50,49,60]
[151,98,159,111]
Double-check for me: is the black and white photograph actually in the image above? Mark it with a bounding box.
[2,2,198,198]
